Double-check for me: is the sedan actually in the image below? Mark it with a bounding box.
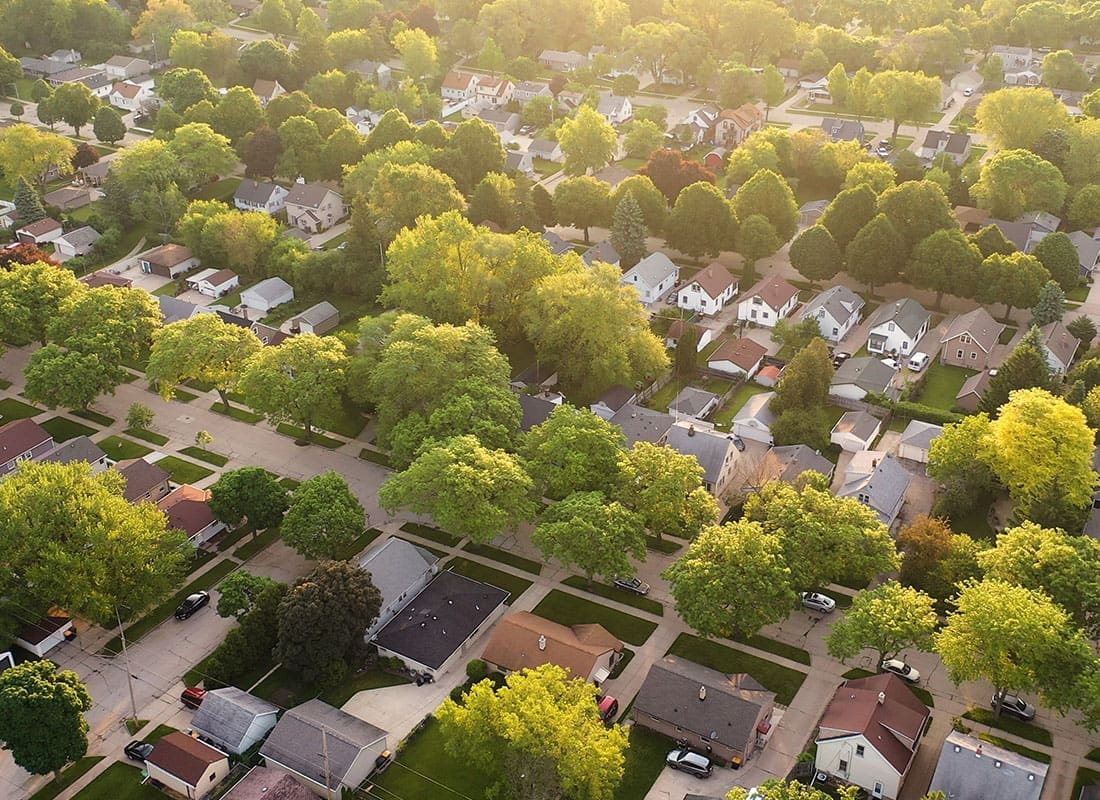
[993,693,1036,721]
[175,591,210,620]
[799,591,836,613]
[181,686,207,709]
[124,740,154,763]
[614,577,651,595]
[666,748,713,778]
[881,658,920,683]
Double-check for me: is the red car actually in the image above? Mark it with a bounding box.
[597,695,619,724]
[181,686,206,709]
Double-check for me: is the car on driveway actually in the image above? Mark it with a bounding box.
[124,740,154,762]
[614,577,651,595]
[799,591,836,613]
[876,141,892,157]
[181,686,207,709]
[666,748,713,777]
[907,352,929,372]
[832,351,851,368]
[175,591,210,620]
[963,87,974,97]
[881,357,900,370]
[993,693,1036,721]
[881,658,920,683]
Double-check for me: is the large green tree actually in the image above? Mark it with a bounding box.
[971,149,1067,219]
[208,466,288,533]
[906,228,982,307]
[877,180,956,257]
[532,491,646,585]
[1032,232,1083,293]
[979,326,1053,413]
[92,106,126,145]
[868,69,941,140]
[0,261,84,346]
[826,581,938,664]
[558,104,619,176]
[770,338,832,416]
[664,181,737,258]
[51,82,99,136]
[147,313,263,409]
[282,471,366,560]
[730,169,799,242]
[897,515,984,609]
[617,443,718,541]
[845,213,906,293]
[553,176,611,244]
[368,162,466,242]
[976,87,1072,151]
[789,225,842,286]
[0,125,76,188]
[820,184,878,252]
[523,405,625,499]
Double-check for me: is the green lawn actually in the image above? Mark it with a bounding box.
[29,757,105,800]
[533,590,658,646]
[155,456,214,484]
[1087,747,1100,763]
[39,416,97,442]
[275,423,345,448]
[96,435,153,460]
[179,446,229,466]
[322,667,412,706]
[668,633,807,705]
[919,361,977,411]
[962,707,1053,746]
[333,527,383,560]
[562,576,663,616]
[998,325,1018,345]
[732,633,812,666]
[210,401,265,423]
[189,177,242,202]
[614,726,676,800]
[948,493,998,541]
[366,717,495,800]
[123,427,169,446]
[400,521,462,547]
[462,541,543,574]
[711,382,770,430]
[71,762,162,800]
[976,732,1050,764]
[235,525,282,560]
[0,397,41,421]
[645,534,682,554]
[445,557,534,605]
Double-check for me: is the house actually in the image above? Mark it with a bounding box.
[373,570,509,677]
[157,485,227,545]
[191,687,279,755]
[233,179,289,215]
[665,320,714,352]
[956,369,993,412]
[732,391,776,445]
[0,419,55,477]
[139,243,199,278]
[104,55,151,80]
[677,263,738,315]
[345,106,382,135]
[669,387,721,420]
[240,277,295,315]
[609,403,674,446]
[345,59,392,88]
[359,537,441,639]
[1068,230,1100,276]
[897,420,943,464]
[205,308,252,328]
[973,211,1060,254]
[582,240,620,268]
[713,103,766,148]
[512,361,560,394]
[252,79,285,108]
[799,73,829,91]
[621,252,680,304]
[145,732,230,800]
[991,45,1034,77]
[19,57,70,79]
[186,269,240,299]
[814,673,930,800]
[830,411,883,453]
[707,337,768,379]
[538,49,588,72]
[831,357,897,401]
[0,651,12,672]
[38,436,108,473]
[928,731,1047,800]
[475,76,514,108]
[799,285,865,342]
[799,199,830,229]
[108,80,150,110]
[53,226,100,261]
[115,458,171,504]
[820,117,865,142]
[14,614,74,658]
[519,392,561,432]
[678,104,722,145]
[513,81,553,105]
[504,150,535,177]
[758,444,834,487]
[441,70,479,101]
[250,322,291,347]
[867,299,930,356]
[477,108,521,134]
[596,94,633,125]
[159,295,200,324]
[736,276,799,327]
[43,186,95,210]
[541,230,573,255]
[591,385,637,420]
[528,138,564,163]
[79,159,112,187]
[481,611,623,682]
[221,767,315,800]
[285,183,346,233]
[1005,68,1041,86]
[15,217,62,245]
[940,307,1004,370]
[919,130,972,166]
[703,147,727,170]
[591,164,634,188]
[1039,320,1080,374]
[48,65,106,89]
[777,58,801,78]
[666,421,739,498]
[290,301,339,335]
[837,451,912,527]
[634,656,775,768]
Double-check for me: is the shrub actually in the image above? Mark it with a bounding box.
[466,658,488,681]
[891,401,962,426]
[449,685,466,703]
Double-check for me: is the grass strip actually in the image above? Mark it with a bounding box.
[277,477,300,491]
[446,557,533,605]
[178,446,228,466]
[29,756,104,800]
[333,528,383,560]
[275,423,344,448]
[668,633,806,705]
[562,576,663,616]
[96,435,153,460]
[210,402,264,423]
[39,416,97,442]
[360,447,395,468]
[72,408,114,426]
[962,707,1053,746]
[732,633,812,666]
[67,762,162,800]
[155,455,214,484]
[645,535,682,554]
[217,521,257,552]
[0,397,41,420]
[235,525,282,561]
[123,427,169,446]
[463,541,542,574]
[534,590,657,646]
[400,521,462,547]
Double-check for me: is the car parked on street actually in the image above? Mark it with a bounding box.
[175,591,210,620]
[614,577,651,595]
[124,740,155,762]
[799,591,836,613]
[181,686,207,709]
[666,748,713,777]
[881,659,920,683]
[993,693,1036,721]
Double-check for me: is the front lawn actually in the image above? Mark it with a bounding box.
[179,446,229,466]
[0,397,41,421]
[365,717,495,800]
[333,527,383,560]
[235,525,282,560]
[919,361,977,411]
[189,177,242,202]
[72,407,115,426]
[155,456,214,484]
[462,541,542,574]
[400,521,462,547]
[667,633,806,705]
[533,590,658,646]
[711,382,770,430]
[562,576,663,616]
[29,756,104,800]
[123,427,169,446]
[614,725,677,800]
[733,633,811,666]
[96,435,153,460]
[445,557,533,605]
[39,416,97,442]
[71,762,162,800]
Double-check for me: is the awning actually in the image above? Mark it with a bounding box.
[593,666,611,684]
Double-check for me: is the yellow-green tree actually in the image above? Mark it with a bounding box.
[0,124,75,187]
[558,104,619,176]
[147,313,262,409]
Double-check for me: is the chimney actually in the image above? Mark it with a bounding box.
[871,458,878,468]
[699,686,707,701]
[688,424,696,437]
[538,635,546,651]
[877,691,886,705]
[976,744,983,758]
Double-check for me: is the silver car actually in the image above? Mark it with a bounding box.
[666,748,712,777]
[799,591,836,613]
[993,693,1036,721]
[614,577,651,595]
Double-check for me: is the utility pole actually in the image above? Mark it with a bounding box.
[114,606,138,726]
[321,727,333,800]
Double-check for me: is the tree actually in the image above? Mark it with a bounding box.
[617,442,718,541]
[1030,280,1065,327]
[826,581,938,665]
[980,327,1053,414]
[51,82,99,136]
[663,521,795,638]
[906,228,982,307]
[729,781,841,800]
[737,215,780,285]
[976,87,1072,151]
[0,125,76,188]
[282,471,365,560]
[731,171,799,247]
[1069,315,1098,348]
[126,402,154,431]
[1032,232,1083,293]
[216,570,280,619]
[760,64,785,117]
[212,87,265,144]
[368,162,466,242]
[256,0,294,35]
[977,251,1050,320]
[612,73,640,97]
[208,467,288,532]
[167,122,236,188]
[239,334,348,442]
[92,106,125,145]
[1069,185,1100,231]
[820,184,877,252]
[770,338,832,416]
[23,345,123,411]
[479,37,505,75]
[719,0,795,65]
[970,224,1017,259]
[157,68,218,113]
[432,118,505,193]
[845,213,905,294]
[437,664,629,800]
[135,184,188,238]
[12,177,46,226]
[639,148,715,204]
[623,119,664,160]
[523,405,625,499]
[0,44,20,93]
[844,161,897,195]
[936,578,1093,716]
[877,180,956,256]
[276,560,381,683]
[609,191,647,268]
[553,176,611,244]
[380,436,537,543]
[971,149,1067,219]
[46,286,160,366]
[134,0,197,46]
[0,661,92,782]
[665,182,737,258]
[868,70,941,140]
[827,62,849,105]
[242,126,282,179]
[897,515,983,608]
[558,105,619,177]
[532,491,645,585]
[393,28,439,81]
[611,176,666,235]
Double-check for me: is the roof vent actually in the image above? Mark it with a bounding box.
[699,686,706,701]
[1028,774,1035,781]
[994,760,1002,768]
[538,635,546,651]
[953,745,961,753]
[877,691,885,705]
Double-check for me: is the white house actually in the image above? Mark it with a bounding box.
[528,138,564,163]
[53,226,100,261]
[707,337,767,379]
[830,410,882,453]
[252,79,285,108]
[145,732,230,800]
[798,285,865,342]
[108,80,151,110]
[897,420,943,464]
[919,130,972,166]
[731,391,775,445]
[186,268,239,298]
[866,299,930,356]
[360,537,441,639]
[621,252,679,304]
[596,93,633,125]
[513,80,553,105]
[104,55,151,80]
[191,687,279,755]
[441,70,479,102]
[1038,320,1080,374]
[830,357,896,401]
[838,451,911,527]
[736,276,799,328]
[233,179,289,215]
[240,277,294,315]
[345,105,383,135]
[538,49,588,72]
[284,182,346,233]
[677,263,738,315]
[666,320,714,352]
[15,217,62,245]
[475,76,514,108]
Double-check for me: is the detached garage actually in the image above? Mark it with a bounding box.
[15,614,74,657]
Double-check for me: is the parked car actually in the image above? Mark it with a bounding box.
[614,577,651,595]
[907,353,929,372]
[181,686,207,709]
[799,591,836,613]
[876,141,892,156]
[124,740,155,762]
[881,357,900,370]
[881,659,920,683]
[597,694,619,723]
[832,351,851,368]
[993,693,1036,721]
[963,87,974,97]
[728,434,746,451]
[175,591,210,620]
[666,748,713,778]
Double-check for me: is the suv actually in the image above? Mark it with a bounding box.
[799,591,836,613]
[667,749,713,777]
[881,658,920,683]
[993,693,1036,721]
[181,686,207,709]
[614,577,651,595]
[175,591,209,620]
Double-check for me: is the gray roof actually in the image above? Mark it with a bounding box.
[820,117,864,142]
[234,179,283,205]
[504,151,531,172]
[191,687,278,753]
[733,391,776,428]
[665,423,734,485]
[596,94,630,115]
[528,138,561,157]
[669,386,720,418]
[634,656,773,751]
[941,307,1003,352]
[929,731,1046,800]
[518,393,558,432]
[623,252,677,289]
[541,231,573,255]
[1039,320,1080,366]
[610,403,675,446]
[922,130,971,154]
[838,451,911,525]
[38,436,106,466]
[358,537,440,613]
[515,81,550,94]
[478,109,520,126]
[582,240,619,266]
[243,277,293,303]
[831,357,895,393]
[899,419,943,451]
[767,445,834,484]
[832,410,881,442]
[285,183,339,209]
[957,369,992,400]
[158,295,199,324]
[56,226,100,249]
[869,298,930,339]
[294,301,338,327]
[800,285,865,327]
[1069,231,1100,272]
[595,384,635,411]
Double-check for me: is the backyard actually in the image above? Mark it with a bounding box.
[917,361,977,411]
[711,381,769,430]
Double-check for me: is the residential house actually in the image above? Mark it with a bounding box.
[345,59,392,88]
[956,370,993,413]
[758,445,834,487]
[38,436,108,473]
[830,411,883,453]
[591,385,636,420]
[799,73,828,91]
[928,731,1047,800]
[80,271,131,290]
[0,419,55,477]
[358,537,441,638]
[609,403,674,446]
[679,105,722,145]
[830,358,897,401]
[79,158,112,187]
[897,420,943,464]
[14,614,74,658]
[538,49,588,72]
[43,186,95,210]
[191,687,279,755]
[798,285,865,342]
[250,322,291,347]
[186,269,239,299]
[815,673,930,800]
[345,106,382,135]
[669,386,721,420]
[19,57,70,79]
[867,299,930,356]
[157,485,226,546]
[665,421,739,498]
[139,243,200,278]
[145,732,230,800]
[736,276,799,327]
[837,451,912,527]
[511,361,560,394]
[518,392,561,432]
[0,199,16,228]
[799,199,830,228]
[820,117,865,142]
[221,767,315,800]
[513,81,552,105]
[919,130,972,166]
[48,65,105,89]
[104,55,151,80]
[731,391,775,445]
[634,656,775,768]
[288,301,338,336]
[240,277,295,316]
[677,263,738,315]
[541,230,573,255]
[233,180,289,215]
[1039,320,1080,374]
[665,319,714,351]
[528,138,564,163]
[284,183,346,233]
[991,45,1034,78]
[1068,230,1100,276]
[707,337,767,379]
[596,94,633,125]
[475,76,514,108]
[50,48,81,63]
[481,611,623,683]
[504,150,535,177]
[476,108,521,134]
[53,226,100,261]
[115,458,171,504]
[373,570,509,677]
[621,252,680,304]
[108,80,149,110]
[252,79,285,108]
[441,71,479,102]
[582,240,620,267]
[15,218,62,245]
[970,211,1060,254]
[261,700,388,796]
[159,295,200,324]
[940,307,1004,370]
[713,103,766,148]
[777,58,801,78]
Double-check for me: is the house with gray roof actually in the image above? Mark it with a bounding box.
[158,295,200,325]
[285,182,345,233]
[1038,320,1080,374]
[1068,230,1100,277]
[359,537,441,639]
[582,240,620,267]
[940,307,1004,371]
[956,369,993,413]
[830,357,896,401]
[233,179,289,215]
[837,451,911,528]
[919,130,972,166]
[732,391,776,445]
[830,410,882,453]
[541,230,573,255]
[38,436,108,473]
[867,299,930,356]
[519,392,561,432]
[897,420,942,464]
[191,687,279,755]
[633,656,775,768]
[528,138,564,162]
[669,386,721,420]
[504,150,535,177]
[260,699,388,795]
[477,108,521,134]
[513,80,553,105]
[610,403,674,446]
[345,59,392,87]
[290,301,339,335]
[241,277,294,316]
[621,252,679,304]
[820,117,865,143]
[798,285,865,342]
[538,49,588,72]
[53,226,100,261]
[764,445,834,485]
[928,731,1046,800]
[666,421,739,498]
[799,199,829,229]
[596,93,632,125]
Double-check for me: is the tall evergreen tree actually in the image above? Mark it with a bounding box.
[13,178,46,225]
[532,183,556,228]
[610,191,647,268]
[980,326,1054,415]
[1030,280,1065,327]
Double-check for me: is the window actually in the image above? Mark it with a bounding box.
[901,341,909,351]
[856,745,865,757]
[960,333,972,344]
[832,327,839,335]
[888,322,895,331]
[858,493,869,503]
[839,759,849,773]
[971,352,977,360]
[956,349,964,358]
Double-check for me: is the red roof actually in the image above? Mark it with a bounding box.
[442,71,476,91]
[147,732,226,786]
[742,276,799,311]
[157,485,217,536]
[708,337,767,371]
[0,419,52,462]
[689,263,737,299]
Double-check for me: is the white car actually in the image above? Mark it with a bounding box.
[799,591,836,613]
[881,658,920,683]
[881,357,900,370]
[963,87,974,97]
[907,353,929,372]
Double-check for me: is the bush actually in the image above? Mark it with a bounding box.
[466,658,488,681]
[449,685,466,703]
[891,401,962,426]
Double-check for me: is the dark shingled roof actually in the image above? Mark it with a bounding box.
[147,732,227,786]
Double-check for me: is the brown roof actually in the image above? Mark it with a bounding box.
[477,76,511,96]
[157,485,216,536]
[481,611,622,678]
[667,319,705,342]
[720,103,764,129]
[204,269,238,287]
[251,322,292,346]
[941,307,1004,353]
[18,217,61,236]
[689,263,737,298]
[954,205,991,231]
[115,457,170,502]
[742,276,798,311]
[147,732,227,786]
[252,79,281,98]
[709,337,767,371]
[442,71,476,91]
[223,767,315,800]
[81,271,133,289]
[0,419,52,461]
[111,81,141,99]
[1040,320,1080,366]
[143,243,193,268]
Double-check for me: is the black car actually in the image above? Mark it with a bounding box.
[175,591,210,620]
[124,740,155,762]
